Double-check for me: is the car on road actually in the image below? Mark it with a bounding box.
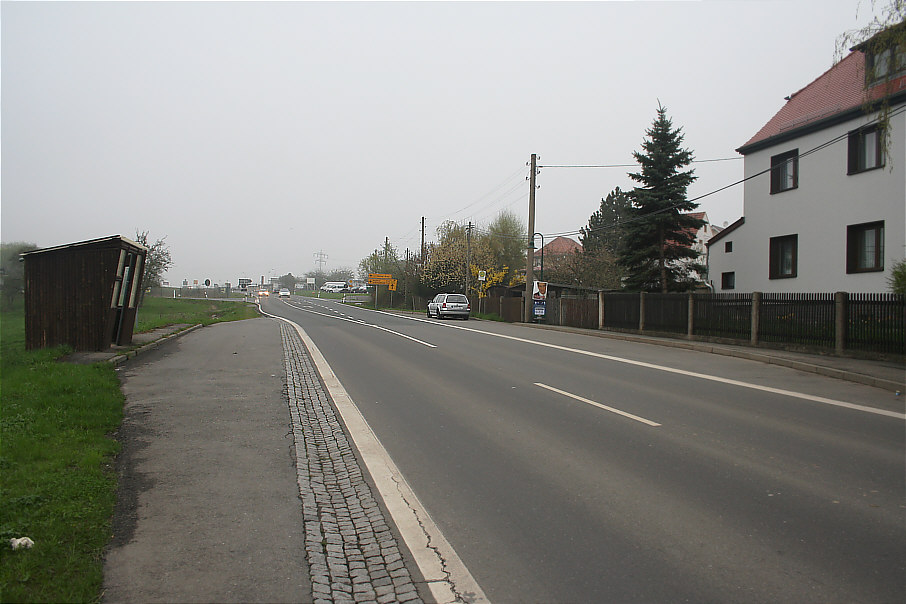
[257,289,269,297]
[279,288,291,298]
[427,293,470,320]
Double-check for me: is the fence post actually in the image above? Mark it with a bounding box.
[687,293,695,338]
[639,292,646,332]
[751,291,761,345]
[835,291,848,354]
[598,291,604,329]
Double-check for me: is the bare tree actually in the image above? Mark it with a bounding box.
[134,230,173,306]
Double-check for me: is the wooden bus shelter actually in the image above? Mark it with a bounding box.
[22,235,149,351]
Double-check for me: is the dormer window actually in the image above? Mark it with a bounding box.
[865,44,906,84]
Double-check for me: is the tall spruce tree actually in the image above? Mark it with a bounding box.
[619,104,704,292]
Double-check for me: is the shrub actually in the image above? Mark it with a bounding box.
[888,258,906,295]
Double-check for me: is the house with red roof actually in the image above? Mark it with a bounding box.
[707,26,905,293]
[533,236,582,272]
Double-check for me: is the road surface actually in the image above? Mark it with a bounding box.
[263,296,905,603]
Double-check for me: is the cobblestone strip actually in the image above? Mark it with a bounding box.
[281,322,424,604]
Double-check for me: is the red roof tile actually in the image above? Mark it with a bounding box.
[739,50,906,152]
[535,236,582,257]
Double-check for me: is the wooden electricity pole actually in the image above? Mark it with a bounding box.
[524,153,537,323]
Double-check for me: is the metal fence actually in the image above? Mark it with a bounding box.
[602,293,640,329]
[847,293,905,355]
[693,294,752,340]
[759,293,836,348]
[644,293,688,334]
[476,290,903,357]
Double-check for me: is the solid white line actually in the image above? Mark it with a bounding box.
[535,383,662,427]
[262,309,488,603]
[280,300,437,348]
[347,308,903,420]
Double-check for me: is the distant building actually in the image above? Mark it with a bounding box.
[534,236,582,272]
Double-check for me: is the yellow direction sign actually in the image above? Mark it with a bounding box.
[388,279,398,291]
[367,273,393,285]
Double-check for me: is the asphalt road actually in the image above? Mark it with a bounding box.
[262,296,905,604]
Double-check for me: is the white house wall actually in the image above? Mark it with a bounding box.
[709,108,905,293]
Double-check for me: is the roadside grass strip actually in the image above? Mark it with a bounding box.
[1,305,124,602]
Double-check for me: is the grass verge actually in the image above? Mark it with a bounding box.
[0,297,258,602]
[134,296,259,332]
[1,301,122,602]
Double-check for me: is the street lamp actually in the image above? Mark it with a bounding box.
[533,232,545,281]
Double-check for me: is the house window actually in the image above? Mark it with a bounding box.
[848,125,885,174]
[724,241,733,253]
[721,272,735,290]
[769,234,798,279]
[866,45,906,84]
[847,221,884,273]
[770,149,798,193]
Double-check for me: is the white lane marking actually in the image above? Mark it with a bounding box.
[279,300,437,348]
[535,383,662,427]
[264,310,488,604]
[279,301,904,420]
[327,305,904,420]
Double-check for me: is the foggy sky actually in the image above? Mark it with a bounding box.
[1,1,884,286]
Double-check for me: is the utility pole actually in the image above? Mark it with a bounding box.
[313,250,328,272]
[466,221,472,297]
[524,154,538,323]
[421,217,426,266]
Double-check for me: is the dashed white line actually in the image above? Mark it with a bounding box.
[535,383,661,427]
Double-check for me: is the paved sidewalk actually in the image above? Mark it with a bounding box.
[103,317,425,603]
[103,318,310,602]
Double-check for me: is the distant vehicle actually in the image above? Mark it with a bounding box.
[320,281,347,293]
[279,288,290,298]
[257,289,270,297]
[427,293,470,320]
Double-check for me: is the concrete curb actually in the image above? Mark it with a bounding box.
[525,323,906,392]
[107,324,204,366]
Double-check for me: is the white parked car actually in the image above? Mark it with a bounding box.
[427,293,470,320]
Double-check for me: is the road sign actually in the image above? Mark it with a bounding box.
[367,273,395,285]
[388,279,398,291]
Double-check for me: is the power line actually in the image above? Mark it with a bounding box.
[539,106,906,239]
[538,156,742,168]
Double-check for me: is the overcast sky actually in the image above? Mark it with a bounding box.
[1,0,885,286]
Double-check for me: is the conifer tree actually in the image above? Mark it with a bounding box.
[619,104,704,292]
[580,186,631,255]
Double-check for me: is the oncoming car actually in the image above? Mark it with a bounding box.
[427,293,470,320]
[257,289,270,297]
[279,288,291,298]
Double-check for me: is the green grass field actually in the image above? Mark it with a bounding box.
[134,296,259,332]
[0,296,259,602]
